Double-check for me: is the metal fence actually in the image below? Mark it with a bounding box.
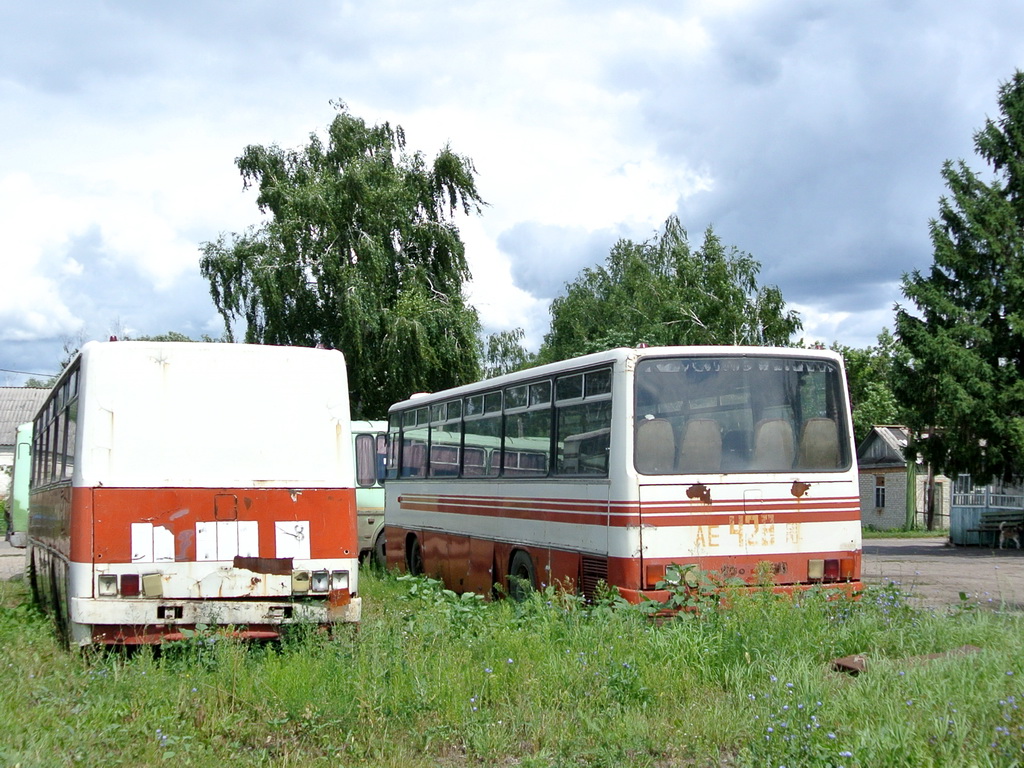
[951,486,1024,545]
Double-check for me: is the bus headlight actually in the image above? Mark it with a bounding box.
[292,570,311,593]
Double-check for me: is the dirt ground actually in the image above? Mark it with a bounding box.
[3,536,1023,611]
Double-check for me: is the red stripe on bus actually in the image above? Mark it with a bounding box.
[397,493,861,528]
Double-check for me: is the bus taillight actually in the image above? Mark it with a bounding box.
[840,558,856,580]
[809,558,854,583]
[120,574,141,597]
[311,570,331,592]
[331,570,350,591]
[98,574,119,596]
[645,563,665,588]
[824,559,840,581]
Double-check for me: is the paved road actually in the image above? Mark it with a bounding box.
[0,538,25,581]
[863,536,1024,611]
[3,535,1023,610]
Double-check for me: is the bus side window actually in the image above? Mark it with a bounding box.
[355,433,378,487]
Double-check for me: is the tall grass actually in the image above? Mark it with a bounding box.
[0,569,1022,767]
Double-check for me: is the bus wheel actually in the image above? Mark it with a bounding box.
[49,564,70,649]
[27,548,41,606]
[509,550,536,601]
[407,535,424,576]
[372,529,386,569]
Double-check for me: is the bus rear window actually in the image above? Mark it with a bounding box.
[634,356,850,475]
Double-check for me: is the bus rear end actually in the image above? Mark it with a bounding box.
[624,348,861,601]
[30,341,361,646]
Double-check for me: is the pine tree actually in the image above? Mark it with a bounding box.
[894,71,1024,481]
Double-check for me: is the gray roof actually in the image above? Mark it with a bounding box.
[0,387,48,447]
[856,425,911,468]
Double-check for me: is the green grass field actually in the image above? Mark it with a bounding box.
[0,568,1021,767]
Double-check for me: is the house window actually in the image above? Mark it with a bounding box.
[874,475,886,508]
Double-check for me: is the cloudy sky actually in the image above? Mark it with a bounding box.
[3,1,1024,385]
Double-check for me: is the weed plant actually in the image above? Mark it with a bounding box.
[0,569,1022,767]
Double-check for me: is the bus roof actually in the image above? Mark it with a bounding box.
[387,345,844,414]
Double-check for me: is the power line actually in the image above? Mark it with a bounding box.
[0,367,59,378]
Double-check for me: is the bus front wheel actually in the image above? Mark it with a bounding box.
[509,550,536,601]
[372,529,386,569]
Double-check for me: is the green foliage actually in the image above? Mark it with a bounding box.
[833,328,906,445]
[482,327,534,378]
[895,71,1024,482]
[537,216,802,364]
[200,101,485,419]
[4,572,1024,766]
[128,332,204,343]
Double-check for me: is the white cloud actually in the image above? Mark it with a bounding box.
[4,0,1024,384]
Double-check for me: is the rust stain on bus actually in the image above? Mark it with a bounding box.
[791,481,810,498]
[686,483,712,504]
[234,556,293,575]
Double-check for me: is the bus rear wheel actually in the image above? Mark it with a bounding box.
[407,535,424,576]
[509,550,536,601]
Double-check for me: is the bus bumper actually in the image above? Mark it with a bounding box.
[70,595,362,645]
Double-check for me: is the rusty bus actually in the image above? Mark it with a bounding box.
[27,341,361,646]
[385,346,861,603]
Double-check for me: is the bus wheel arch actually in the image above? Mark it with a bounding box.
[508,549,536,600]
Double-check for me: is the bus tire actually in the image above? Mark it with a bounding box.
[49,563,70,649]
[407,535,424,576]
[27,547,41,606]
[372,529,386,569]
[509,550,536,601]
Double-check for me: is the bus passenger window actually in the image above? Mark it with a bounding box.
[557,401,611,475]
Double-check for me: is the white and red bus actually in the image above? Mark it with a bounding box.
[28,341,361,646]
[385,346,861,602]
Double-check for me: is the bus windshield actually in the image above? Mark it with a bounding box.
[634,355,851,474]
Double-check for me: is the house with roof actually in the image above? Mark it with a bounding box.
[857,425,950,531]
[0,387,48,497]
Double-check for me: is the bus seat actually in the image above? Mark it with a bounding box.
[753,419,795,470]
[636,418,676,474]
[677,419,722,473]
[798,418,839,469]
